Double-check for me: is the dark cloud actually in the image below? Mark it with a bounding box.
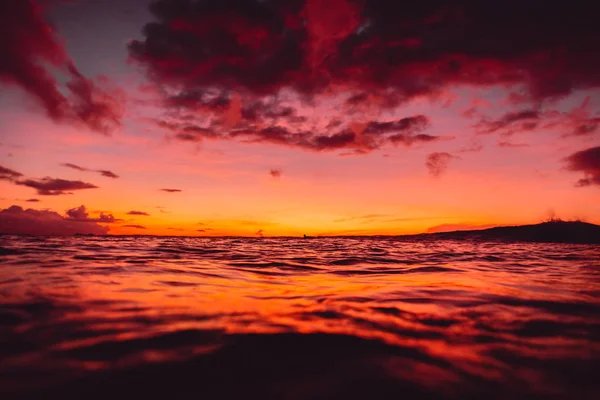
[160,114,435,152]
[60,163,120,179]
[269,169,282,178]
[550,97,600,137]
[65,205,116,223]
[98,170,119,179]
[0,165,23,181]
[61,163,86,172]
[571,119,600,136]
[127,210,150,216]
[498,141,530,148]
[0,205,108,236]
[130,0,600,123]
[564,146,600,187]
[122,224,147,229]
[476,97,600,138]
[15,177,98,196]
[426,152,455,177]
[361,116,429,135]
[160,188,182,193]
[0,1,123,133]
[388,133,439,147]
[457,141,483,153]
[65,206,87,220]
[475,110,540,135]
[25,199,40,202]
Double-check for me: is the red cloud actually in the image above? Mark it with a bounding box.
[61,163,86,172]
[98,170,119,179]
[127,211,150,216]
[128,0,600,168]
[0,165,23,181]
[122,224,147,229]
[475,96,600,138]
[269,169,282,178]
[426,152,455,177]
[60,163,120,179]
[16,177,98,196]
[0,1,123,134]
[498,141,529,149]
[160,114,435,153]
[131,0,600,154]
[160,188,182,193]
[65,205,116,223]
[0,205,108,236]
[475,110,540,135]
[130,0,600,109]
[547,97,600,138]
[564,146,600,187]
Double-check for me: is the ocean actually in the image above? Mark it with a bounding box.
[0,236,599,399]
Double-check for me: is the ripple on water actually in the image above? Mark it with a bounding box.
[0,236,598,399]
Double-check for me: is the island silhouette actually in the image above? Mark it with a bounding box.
[408,220,600,244]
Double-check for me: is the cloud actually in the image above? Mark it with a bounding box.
[564,146,600,187]
[269,169,282,178]
[457,140,484,153]
[160,188,182,193]
[475,110,540,135]
[65,205,89,220]
[159,114,435,153]
[0,1,123,134]
[0,205,108,236]
[476,97,600,138]
[15,177,98,196]
[131,1,600,101]
[2,165,101,196]
[122,224,147,229]
[127,210,150,216]
[61,163,86,172]
[25,199,39,202]
[98,170,119,179]
[498,141,530,148]
[130,0,600,152]
[60,163,120,179]
[426,223,498,233]
[0,165,23,181]
[548,96,600,137]
[65,205,116,223]
[426,152,455,177]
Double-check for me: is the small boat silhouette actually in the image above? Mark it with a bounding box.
[303,234,315,239]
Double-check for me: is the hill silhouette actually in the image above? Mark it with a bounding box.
[414,220,600,244]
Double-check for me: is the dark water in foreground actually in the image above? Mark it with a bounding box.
[0,236,599,399]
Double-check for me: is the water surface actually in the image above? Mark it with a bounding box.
[0,236,599,399]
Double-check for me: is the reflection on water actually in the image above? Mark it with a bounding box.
[0,236,599,399]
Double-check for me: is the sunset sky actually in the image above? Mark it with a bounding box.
[1,0,599,236]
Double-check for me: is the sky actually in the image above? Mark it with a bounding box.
[0,0,599,236]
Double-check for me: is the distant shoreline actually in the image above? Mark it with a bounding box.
[402,220,600,245]
[1,221,599,244]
